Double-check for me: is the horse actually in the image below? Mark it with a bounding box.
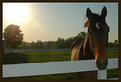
[71,6,110,79]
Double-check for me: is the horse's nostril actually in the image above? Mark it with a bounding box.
[96,58,108,70]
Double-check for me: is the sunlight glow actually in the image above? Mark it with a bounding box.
[3,3,29,24]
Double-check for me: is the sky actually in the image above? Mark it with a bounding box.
[3,2,118,42]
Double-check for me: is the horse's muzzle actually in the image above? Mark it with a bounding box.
[96,58,108,70]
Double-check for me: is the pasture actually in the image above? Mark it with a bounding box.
[3,49,118,80]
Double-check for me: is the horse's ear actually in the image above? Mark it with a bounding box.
[101,6,107,18]
[86,8,92,19]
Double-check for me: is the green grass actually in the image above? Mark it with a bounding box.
[107,50,118,58]
[107,68,118,79]
[3,49,118,80]
[3,51,71,64]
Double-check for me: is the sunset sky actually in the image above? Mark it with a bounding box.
[3,2,118,42]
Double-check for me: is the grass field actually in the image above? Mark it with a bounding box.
[3,49,118,80]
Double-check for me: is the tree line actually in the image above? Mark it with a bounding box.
[3,33,86,49]
[18,38,118,49]
[3,24,118,49]
[18,33,86,49]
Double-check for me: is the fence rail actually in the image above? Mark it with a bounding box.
[3,58,118,80]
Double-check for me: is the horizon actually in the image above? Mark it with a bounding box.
[3,3,118,43]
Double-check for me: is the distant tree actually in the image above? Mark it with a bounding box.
[49,42,57,48]
[18,41,27,49]
[36,40,44,48]
[17,31,87,49]
[108,42,118,48]
[3,24,23,51]
[56,38,66,48]
[114,40,118,44]
[65,37,74,48]
[75,32,86,39]
[43,41,55,48]
[80,32,86,39]
[30,42,36,48]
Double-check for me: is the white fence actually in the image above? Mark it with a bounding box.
[3,58,118,80]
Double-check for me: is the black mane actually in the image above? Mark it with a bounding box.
[71,33,95,60]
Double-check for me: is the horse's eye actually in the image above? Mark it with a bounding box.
[96,23,101,29]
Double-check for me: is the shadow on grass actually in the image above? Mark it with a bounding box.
[3,53,29,64]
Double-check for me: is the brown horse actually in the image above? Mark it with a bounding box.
[71,6,110,79]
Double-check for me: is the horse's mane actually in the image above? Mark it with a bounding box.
[70,38,84,51]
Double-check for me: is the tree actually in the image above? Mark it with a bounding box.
[75,32,86,39]
[56,38,66,48]
[114,40,118,45]
[36,40,44,48]
[18,41,29,49]
[3,24,23,50]
[65,37,74,48]
[80,32,86,39]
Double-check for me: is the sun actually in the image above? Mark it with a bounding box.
[3,3,29,24]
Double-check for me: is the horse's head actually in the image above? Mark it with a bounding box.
[85,6,110,70]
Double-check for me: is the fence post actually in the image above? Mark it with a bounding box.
[97,70,107,80]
